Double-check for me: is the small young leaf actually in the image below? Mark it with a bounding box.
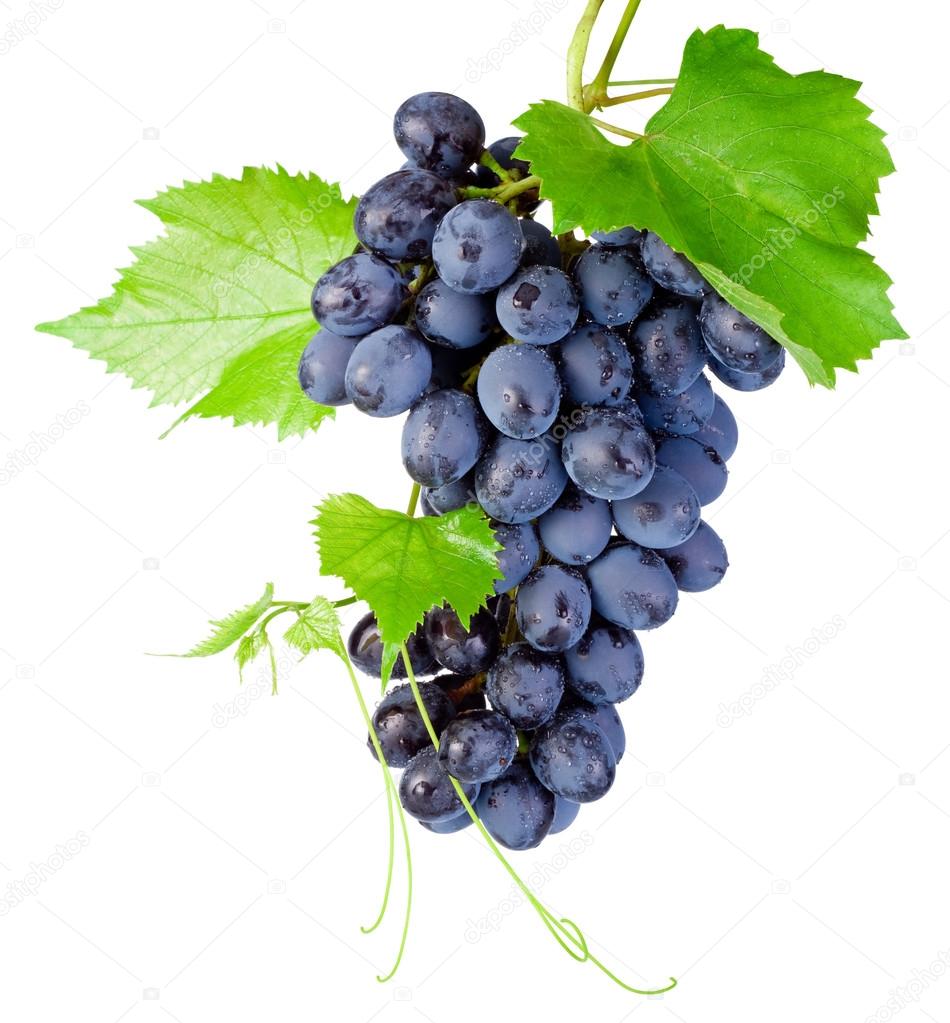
[235,628,268,682]
[514,27,906,386]
[37,167,357,437]
[284,597,345,660]
[313,494,501,650]
[181,583,274,657]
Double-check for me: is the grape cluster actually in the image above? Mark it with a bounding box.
[300,91,784,851]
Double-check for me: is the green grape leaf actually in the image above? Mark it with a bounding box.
[37,167,357,438]
[235,628,269,681]
[514,26,906,386]
[313,493,501,654]
[284,597,345,661]
[180,583,274,657]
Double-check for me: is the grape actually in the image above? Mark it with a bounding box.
[423,471,476,515]
[354,168,456,261]
[549,796,580,834]
[637,374,715,435]
[399,746,479,823]
[561,407,656,500]
[345,325,432,417]
[394,92,485,179]
[422,813,474,835]
[564,623,644,704]
[708,348,786,391]
[699,292,782,373]
[488,136,530,176]
[629,298,707,397]
[537,485,612,565]
[348,612,435,679]
[424,605,500,675]
[612,464,702,549]
[401,388,486,487]
[475,758,555,850]
[414,278,496,350]
[311,253,407,336]
[663,520,729,592]
[654,435,728,505]
[432,199,524,294]
[476,343,561,439]
[520,219,561,268]
[559,698,626,761]
[591,227,643,247]
[495,266,579,344]
[434,673,487,713]
[557,322,634,408]
[368,682,456,767]
[515,565,591,653]
[492,520,541,593]
[438,708,518,783]
[573,244,653,326]
[641,231,707,298]
[486,642,565,729]
[587,542,679,630]
[298,330,359,406]
[475,433,568,524]
[693,395,739,461]
[530,715,616,803]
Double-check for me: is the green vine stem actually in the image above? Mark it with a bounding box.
[459,174,541,204]
[406,482,421,518]
[478,148,515,184]
[400,643,677,996]
[589,116,643,141]
[566,0,606,111]
[608,77,676,86]
[600,85,673,107]
[586,0,644,108]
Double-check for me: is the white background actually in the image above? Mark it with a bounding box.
[1,0,948,1019]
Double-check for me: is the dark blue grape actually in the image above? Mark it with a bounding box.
[612,464,701,549]
[561,407,655,500]
[516,565,591,653]
[557,322,634,408]
[564,623,644,704]
[486,642,564,729]
[401,388,486,487]
[476,343,560,440]
[591,227,643,247]
[345,325,432,417]
[311,253,407,337]
[537,485,612,565]
[423,471,477,515]
[424,605,499,675]
[708,348,786,391]
[638,374,715,435]
[700,292,782,373]
[438,708,518,783]
[629,298,707,397]
[573,245,653,326]
[492,520,541,593]
[495,266,578,344]
[399,746,479,823]
[433,672,487,713]
[641,231,707,298]
[394,92,485,179]
[559,698,626,761]
[432,200,524,294]
[298,330,359,406]
[368,681,456,767]
[348,612,435,680]
[414,278,496,350]
[587,542,679,630]
[520,220,561,268]
[354,169,456,261]
[549,796,580,834]
[530,716,616,803]
[488,136,530,176]
[654,435,728,505]
[476,758,555,850]
[422,812,474,834]
[662,520,729,592]
[475,433,568,524]
[693,394,739,461]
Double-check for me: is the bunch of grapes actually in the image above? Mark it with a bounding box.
[299,91,785,851]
